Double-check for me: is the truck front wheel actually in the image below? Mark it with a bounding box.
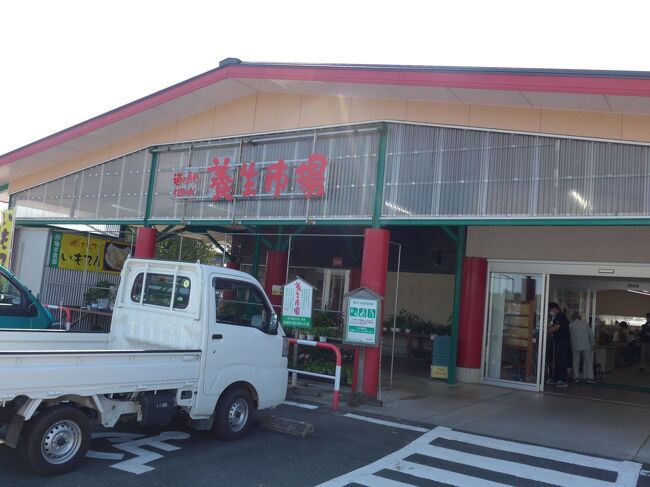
[213,388,253,441]
[19,405,91,476]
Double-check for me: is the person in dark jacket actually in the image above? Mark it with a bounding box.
[548,302,570,387]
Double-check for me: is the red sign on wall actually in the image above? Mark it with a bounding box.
[172,153,328,201]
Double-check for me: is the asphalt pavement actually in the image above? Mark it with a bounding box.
[1,402,648,486]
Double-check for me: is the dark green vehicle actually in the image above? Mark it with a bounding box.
[0,265,55,329]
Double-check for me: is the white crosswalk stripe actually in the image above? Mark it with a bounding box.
[317,425,642,487]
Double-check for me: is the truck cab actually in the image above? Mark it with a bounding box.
[0,265,54,329]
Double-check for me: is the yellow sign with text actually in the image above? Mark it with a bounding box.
[0,209,15,268]
[55,233,104,272]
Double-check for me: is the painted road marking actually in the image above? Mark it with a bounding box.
[283,400,319,410]
[317,426,642,487]
[343,413,429,433]
[86,431,190,474]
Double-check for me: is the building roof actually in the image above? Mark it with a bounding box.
[4,59,650,186]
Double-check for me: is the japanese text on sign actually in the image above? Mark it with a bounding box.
[282,278,313,329]
[345,297,379,345]
[172,153,328,201]
[0,209,15,268]
[49,233,130,273]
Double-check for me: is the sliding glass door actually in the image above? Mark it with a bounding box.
[484,272,546,390]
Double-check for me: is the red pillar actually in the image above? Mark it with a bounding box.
[357,228,390,398]
[134,227,157,258]
[263,250,288,314]
[457,256,488,371]
[225,261,240,270]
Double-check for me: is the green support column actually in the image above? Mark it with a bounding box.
[372,124,388,228]
[448,225,466,384]
[251,235,261,280]
[143,152,158,227]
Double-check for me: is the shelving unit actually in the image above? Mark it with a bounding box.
[501,300,535,381]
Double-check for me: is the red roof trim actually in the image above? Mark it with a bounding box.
[4,64,650,168]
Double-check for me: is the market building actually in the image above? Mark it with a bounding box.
[4,58,650,398]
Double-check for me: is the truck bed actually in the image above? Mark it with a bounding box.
[0,348,201,401]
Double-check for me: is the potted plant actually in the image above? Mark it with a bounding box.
[306,330,315,341]
[83,280,112,308]
[313,326,329,342]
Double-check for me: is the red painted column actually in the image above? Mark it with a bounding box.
[225,261,240,270]
[457,256,488,369]
[134,227,158,258]
[358,228,390,398]
[263,250,288,315]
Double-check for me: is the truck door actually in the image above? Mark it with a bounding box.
[0,267,51,329]
[202,276,286,407]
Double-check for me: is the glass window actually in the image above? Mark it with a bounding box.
[130,273,191,309]
[215,279,270,331]
[0,272,25,312]
[485,273,543,385]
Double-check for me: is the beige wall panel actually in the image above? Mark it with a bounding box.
[350,98,407,123]
[406,101,470,126]
[212,94,257,137]
[109,133,143,158]
[253,92,302,133]
[140,122,178,147]
[10,145,112,193]
[175,108,215,141]
[299,95,351,127]
[469,105,541,132]
[596,290,650,317]
[467,226,650,264]
[385,272,455,324]
[540,109,622,139]
[622,115,650,143]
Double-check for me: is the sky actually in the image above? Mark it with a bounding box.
[1,0,650,156]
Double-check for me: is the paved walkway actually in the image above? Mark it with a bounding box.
[290,372,650,465]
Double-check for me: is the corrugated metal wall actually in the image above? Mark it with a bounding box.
[383,123,650,219]
[12,150,151,221]
[149,126,379,222]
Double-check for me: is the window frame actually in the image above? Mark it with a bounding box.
[0,271,32,317]
[213,277,273,333]
[130,271,192,310]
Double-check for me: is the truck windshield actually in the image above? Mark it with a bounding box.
[130,273,191,309]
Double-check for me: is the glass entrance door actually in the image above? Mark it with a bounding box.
[484,272,546,390]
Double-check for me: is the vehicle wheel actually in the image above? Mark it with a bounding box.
[213,388,254,441]
[18,405,91,476]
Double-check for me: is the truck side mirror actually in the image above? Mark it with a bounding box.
[268,315,279,335]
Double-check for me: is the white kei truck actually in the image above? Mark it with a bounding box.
[0,258,289,476]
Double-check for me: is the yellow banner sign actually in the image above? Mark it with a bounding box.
[0,209,15,268]
[52,233,104,272]
[49,232,131,273]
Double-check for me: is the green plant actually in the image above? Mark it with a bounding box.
[83,280,111,304]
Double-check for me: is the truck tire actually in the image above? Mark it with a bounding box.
[18,405,91,476]
[213,388,253,441]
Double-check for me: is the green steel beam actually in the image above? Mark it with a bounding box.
[15,219,143,226]
[251,235,261,279]
[448,225,466,385]
[381,218,650,227]
[242,226,274,249]
[441,225,458,244]
[207,234,232,259]
[372,124,388,228]
[275,226,284,251]
[143,152,158,227]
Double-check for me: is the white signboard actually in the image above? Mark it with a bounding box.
[282,278,313,329]
[346,297,380,345]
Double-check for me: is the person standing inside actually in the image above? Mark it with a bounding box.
[548,302,570,387]
[569,311,595,383]
[640,313,650,370]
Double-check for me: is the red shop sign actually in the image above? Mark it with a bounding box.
[172,153,328,201]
